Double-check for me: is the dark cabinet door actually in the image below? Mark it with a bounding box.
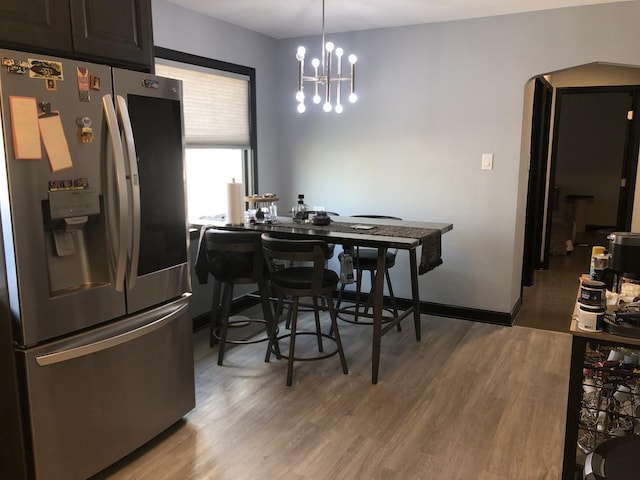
[69,0,153,70]
[0,0,72,53]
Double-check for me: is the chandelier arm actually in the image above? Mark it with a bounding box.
[298,57,304,93]
[350,62,356,102]
[325,48,331,108]
[336,59,342,107]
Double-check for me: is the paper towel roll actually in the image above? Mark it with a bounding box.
[226,180,244,225]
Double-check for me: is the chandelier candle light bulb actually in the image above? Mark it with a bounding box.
[295,0,357,114]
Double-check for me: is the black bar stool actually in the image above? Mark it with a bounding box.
[336,215,401,326]
[203,229,275,366]
[261,234,348,386]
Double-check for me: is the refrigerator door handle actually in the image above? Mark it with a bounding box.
[116,95,141,290]
[35,302,188,366]
[102,94,129,292]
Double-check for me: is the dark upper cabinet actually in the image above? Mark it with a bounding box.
[0,0,153,72]
[0,1,73,53]
[69,0,153,71]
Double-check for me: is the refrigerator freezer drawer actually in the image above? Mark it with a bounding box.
[18,295,195,480]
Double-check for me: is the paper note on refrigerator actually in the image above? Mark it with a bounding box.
[38,113,73,172]
[9,96,42,160]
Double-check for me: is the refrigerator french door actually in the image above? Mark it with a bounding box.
[0,49,194,480]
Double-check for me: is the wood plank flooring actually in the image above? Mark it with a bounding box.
[93,309,572,480]
[515,240,609,333]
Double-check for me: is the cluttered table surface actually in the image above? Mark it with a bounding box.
[198,215,453,383]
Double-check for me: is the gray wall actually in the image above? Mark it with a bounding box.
[153,0,640,317]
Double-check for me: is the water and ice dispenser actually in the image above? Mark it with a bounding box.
[43,189,110,295]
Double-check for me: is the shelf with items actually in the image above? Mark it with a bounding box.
[563,320,640,480]
[574,342,640,476]
[244,194,279,223]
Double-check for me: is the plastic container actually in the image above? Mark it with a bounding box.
[577,302,605,332]
[580,279,606,307]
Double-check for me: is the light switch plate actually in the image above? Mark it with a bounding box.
[481,153,493,170]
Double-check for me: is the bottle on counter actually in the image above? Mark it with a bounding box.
[589,245,606,280]
[292,194,309,224]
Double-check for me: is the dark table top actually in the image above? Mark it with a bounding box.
[195,216,452,250]
[197,216,453,275]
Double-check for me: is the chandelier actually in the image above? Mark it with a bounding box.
[295,0,357,114]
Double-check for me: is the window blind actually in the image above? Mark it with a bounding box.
[155,61,250,148]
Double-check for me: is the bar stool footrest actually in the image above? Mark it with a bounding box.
[214,317,275,345]
[272,332,342,361]
[336,303,399,325]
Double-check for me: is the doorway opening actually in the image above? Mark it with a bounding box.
[518,62,640,332]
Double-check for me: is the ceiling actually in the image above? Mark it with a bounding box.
[164,0,625,39]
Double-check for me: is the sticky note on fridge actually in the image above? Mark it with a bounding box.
[9,96,42,160]
[38,114,73,172]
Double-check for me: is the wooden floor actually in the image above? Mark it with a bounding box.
[94,307,572,480]
[515,236,611,333]
[515,246,588,333]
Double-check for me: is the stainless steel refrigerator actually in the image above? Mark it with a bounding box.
[0,49,195,480]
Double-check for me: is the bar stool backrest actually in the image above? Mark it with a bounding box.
[261,234,331,290]
[204,230,264,284]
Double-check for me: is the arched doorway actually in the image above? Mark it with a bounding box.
[523,63,640,285]
[518,63,640,332]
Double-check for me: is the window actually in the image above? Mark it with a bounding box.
[154,48,257,225]
[184,148,242,222]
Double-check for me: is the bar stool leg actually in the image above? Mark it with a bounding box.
[217,283,234,366]
[266,294,284,362]
[362,270,376,315]
[261,282,281,359]
[287,297,300,386]
[385,269,401,331]
[325,295,348,375]
[312,297,324,352]
[354,269,364,322]
[209,280,222,347]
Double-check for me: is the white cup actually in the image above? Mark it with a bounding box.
[597,411,608,432]
[583,377,597,395]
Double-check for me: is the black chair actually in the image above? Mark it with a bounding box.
[261,234,348,386]
[336,215,401,325]
[203,229,275,366]
[283,210,339,327]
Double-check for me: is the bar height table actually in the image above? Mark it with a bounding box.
[199,216,452,384]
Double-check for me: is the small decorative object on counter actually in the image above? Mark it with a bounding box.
[292,194,309,224]
[311,211,331,226]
